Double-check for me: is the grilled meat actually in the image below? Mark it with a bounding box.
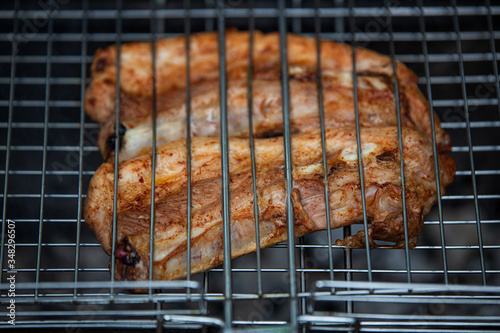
[99,75,451,162]
[84,127,456,281]
[86,31,451,162]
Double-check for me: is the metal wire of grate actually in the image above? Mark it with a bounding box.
[0,0,500,331]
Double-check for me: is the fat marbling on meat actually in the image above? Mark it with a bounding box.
[84,31,451,162]
[84,127,456,281]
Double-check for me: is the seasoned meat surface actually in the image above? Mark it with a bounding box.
[86,31,451,161]
[99,75,450,162]
[84,127,456,281]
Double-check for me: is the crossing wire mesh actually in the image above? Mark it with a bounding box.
[0,0,500,331]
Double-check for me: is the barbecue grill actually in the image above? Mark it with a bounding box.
[1,0,500,331]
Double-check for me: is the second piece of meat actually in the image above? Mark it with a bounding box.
[99,75,451,162]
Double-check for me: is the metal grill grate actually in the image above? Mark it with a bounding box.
[1,0,500,331]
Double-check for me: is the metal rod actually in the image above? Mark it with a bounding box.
[1,6,497,21]
[110,0,123,298]
[339,0,353,314]
[0,233,497,247]
[334,0,344,34]
[278,0,298,330]
[148,0,158,296]
[485,0,500,120]
[348,0,373,283]
[0,92,487,109]
[155,0,166,34]
[314,0,335,285]
[292,0,301,34]
[299,234,306,324]
[0,29,497,44]
[3,265,500,275]
[216,0,233,329]
[202,271,208,315]
[35,12,54,300]
[417,0,449,285]
[246,0,263,298]
[204,0,215,31]
[0,52,494,68]
[343,235,353,314]
[451,0,487,286]
[0,0,18,286]
[184,0,194,296]
[385,0,412,284]
[73,0,89,299]
[156,300,163,333]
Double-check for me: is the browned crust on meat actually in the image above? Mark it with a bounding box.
[85,31,451,155]
[84,126,455,281]
[96,73,451,163]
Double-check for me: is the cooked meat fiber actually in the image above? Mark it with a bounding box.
[84,127,456,281]
[86,31,451,161]
[99,75,451,162]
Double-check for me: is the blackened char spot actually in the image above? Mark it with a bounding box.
[95,58,107,72]
[376,149,397,162]
[115,237,141,266]
[106,123,127,153]
[398,92,412,125]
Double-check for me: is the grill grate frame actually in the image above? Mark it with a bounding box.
[1,0,500,331]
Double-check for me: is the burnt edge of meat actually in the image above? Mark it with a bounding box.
[105,123,127,155]
[115,237,141,266]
